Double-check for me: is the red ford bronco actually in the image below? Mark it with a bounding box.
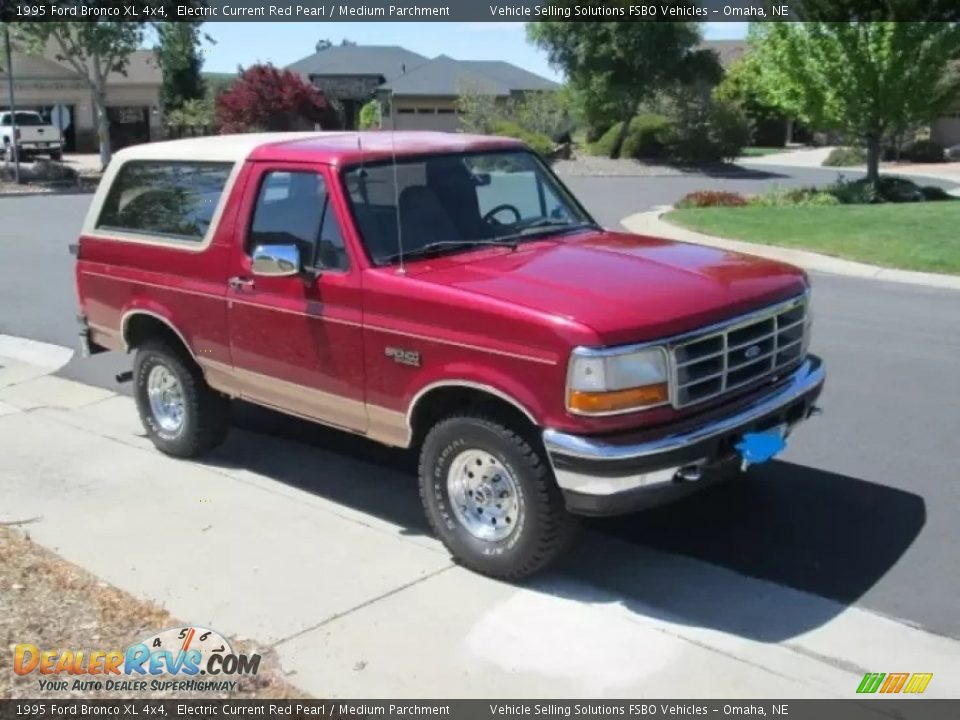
[74,132,825,579]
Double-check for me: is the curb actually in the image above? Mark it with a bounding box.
[622,206,960,292]
[738,159,960,187]
[0,335,75,370]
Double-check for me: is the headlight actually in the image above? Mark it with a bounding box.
[567,346,670,415]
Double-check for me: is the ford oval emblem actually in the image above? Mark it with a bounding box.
[744,345,761,360]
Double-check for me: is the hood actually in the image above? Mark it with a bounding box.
[409,230,808,345]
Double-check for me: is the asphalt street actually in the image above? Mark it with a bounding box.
[1,165,959,642]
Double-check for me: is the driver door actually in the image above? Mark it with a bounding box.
[225,163,366,433]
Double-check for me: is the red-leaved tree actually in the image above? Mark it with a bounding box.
[215,64,336,133]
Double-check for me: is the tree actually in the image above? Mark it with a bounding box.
[745,21,960,185]
[527,18,721,158]
[713,57,790,147]
[315,38,356,52]
[215,64,334,133]
[13,20,146,169]
[358,99,380,129]
[155,23,205,115]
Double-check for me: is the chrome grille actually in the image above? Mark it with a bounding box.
[672,296,808,408]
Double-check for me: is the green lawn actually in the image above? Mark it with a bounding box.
[665,203,960,275]
[740,146,791,157]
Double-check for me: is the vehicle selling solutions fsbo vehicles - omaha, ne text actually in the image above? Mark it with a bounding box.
[73,132,825,579]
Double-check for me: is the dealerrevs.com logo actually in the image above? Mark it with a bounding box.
[856,672,933,694]
[13,626,261,693]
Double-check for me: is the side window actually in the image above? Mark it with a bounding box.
[249,170,348,271]
[97,161,233,241]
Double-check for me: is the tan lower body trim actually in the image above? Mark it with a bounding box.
[89,324,124,352]
[368,405,410,447]
[199,359,409,448]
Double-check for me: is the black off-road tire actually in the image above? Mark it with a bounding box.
[419,412,579,580]
[133,339,230,458]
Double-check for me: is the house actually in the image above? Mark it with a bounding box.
[701,39,748,69]
[0,44,162,153]
[287,45,559,131]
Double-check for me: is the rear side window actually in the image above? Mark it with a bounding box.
[97,161,233,242]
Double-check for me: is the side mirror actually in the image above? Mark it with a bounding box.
[251,244,300,277]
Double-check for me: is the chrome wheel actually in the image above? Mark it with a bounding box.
[447,449,520,542]
[147,365,185,434]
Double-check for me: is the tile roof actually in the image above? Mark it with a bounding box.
[287,45,428,81]
[287,45,558,98]
[378,55,513,97]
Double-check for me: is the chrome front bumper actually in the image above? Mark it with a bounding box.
[543,355,825,515]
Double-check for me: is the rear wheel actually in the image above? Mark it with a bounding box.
[418,412,578,580]
[133,339,229,458]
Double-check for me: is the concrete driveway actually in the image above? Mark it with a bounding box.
[1,166,959,673]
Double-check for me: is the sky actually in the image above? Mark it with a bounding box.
[199,22,749,81]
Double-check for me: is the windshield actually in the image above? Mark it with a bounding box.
[343,150,595,265]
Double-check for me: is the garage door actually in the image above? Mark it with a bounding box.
[108,106,150,150]
[393,109,460,132]
[931,117,960,148]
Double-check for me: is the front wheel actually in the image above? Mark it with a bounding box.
[419,412,578,580]
[133,339,230,458]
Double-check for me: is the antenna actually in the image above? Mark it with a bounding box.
[390,90,405,276]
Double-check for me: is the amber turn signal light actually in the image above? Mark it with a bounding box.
[568,383,669,414]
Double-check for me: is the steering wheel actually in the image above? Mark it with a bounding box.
[482,204,522,226]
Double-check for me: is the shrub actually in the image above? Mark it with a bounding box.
[358,100,380,130]
[825,176,943,204]
[920,185,953,201]
[902,139,946,163]
[165,98,214,138]
[215,64,335,133]
[667,92,752,164]
[591,114,673,159]
[749,187,840,207]
[490,120,554,157]
[676,191,748,209]
[823,147,867,166]
[621,114,674,160]
[590,121,626,157]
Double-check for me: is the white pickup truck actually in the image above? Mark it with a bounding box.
[0,111,63,161]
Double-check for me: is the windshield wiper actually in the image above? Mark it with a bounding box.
[494,219,598,244]
[378,238,518,265]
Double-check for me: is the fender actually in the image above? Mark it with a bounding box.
[403,362,547,444]
[119,304,196,359]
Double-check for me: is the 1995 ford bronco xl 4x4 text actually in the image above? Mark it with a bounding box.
[74,132,825,579]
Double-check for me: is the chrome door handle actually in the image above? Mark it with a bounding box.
[228,276,255,291]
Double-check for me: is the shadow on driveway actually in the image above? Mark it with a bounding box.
[204,402,924,644]
[678,164,793,180]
